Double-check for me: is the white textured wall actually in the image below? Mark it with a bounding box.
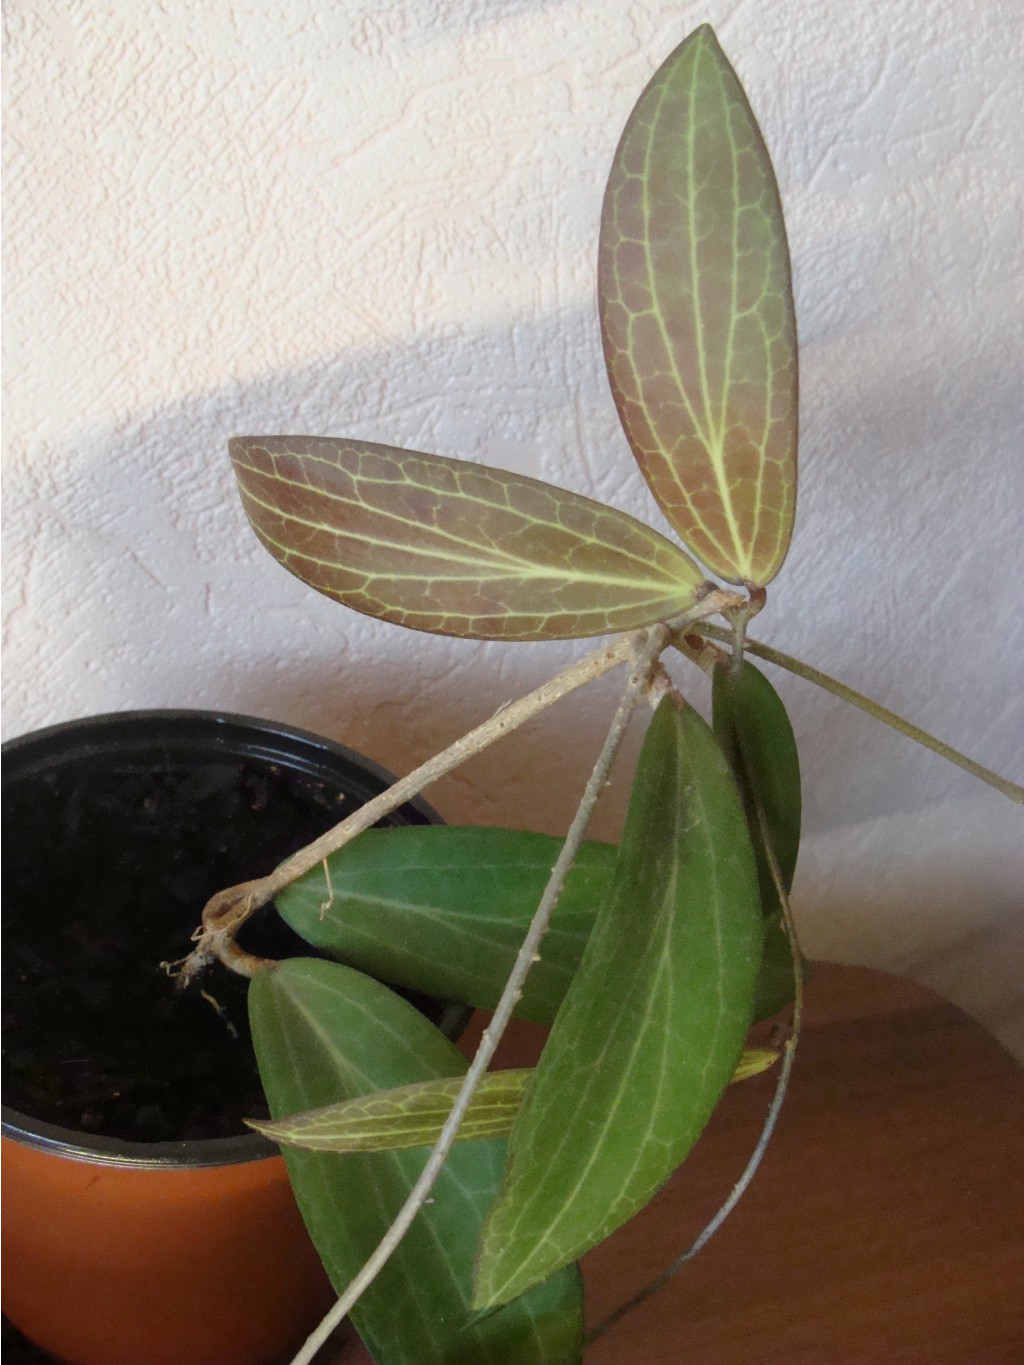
[4,2,1022,1048]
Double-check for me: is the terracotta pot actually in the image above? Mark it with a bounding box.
[2,711,459,1365]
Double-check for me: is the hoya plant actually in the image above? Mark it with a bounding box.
[182,24,1021,1365]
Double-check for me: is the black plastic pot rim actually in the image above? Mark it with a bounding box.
[0,707,442,799]
[1,1108,276,1170]
[2,707,455,1171]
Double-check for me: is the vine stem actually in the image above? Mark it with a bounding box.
[287,623,672,1365]
[726,583,765,678]
[178,591,740,984]
[698,627,1024,804]
[585,722,804,1346]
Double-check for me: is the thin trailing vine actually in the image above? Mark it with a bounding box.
[186,24,1021,1365]
[584,666,806,1346]
[286,624,672,1365]
[697,626,1023,804]
[183,596,739,989]
[201,601,1017,1363]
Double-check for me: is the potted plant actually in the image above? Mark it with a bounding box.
[4,22,1018,1365]
[165,22,1018,1365]
[0,709,465,1365]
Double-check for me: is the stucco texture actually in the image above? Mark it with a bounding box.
[3,2,1022,1050]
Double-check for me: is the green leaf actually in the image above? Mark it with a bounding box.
[712,657,801,917]
[275,823,787,1025]
[249,959,583,1365]
[754,911,810,1020]
[599,24,798,586]
[248,1049,779,1154]
[275,827,616,1025]
[732,1046,779,1082]
[714,658,805,1015]
[231,436,708,640]
[251,1069,533,1154]
[473,695,763,1308]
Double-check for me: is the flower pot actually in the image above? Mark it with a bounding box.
[2,710,459,1365]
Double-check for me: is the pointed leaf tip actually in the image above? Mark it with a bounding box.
[276,824,809,1028]
[231,435,707,640]
[712,657,802,917]
[473,695,763,1307]
[249,960,584,1363]
[248,1049,778,1154]
[598,26,798,585]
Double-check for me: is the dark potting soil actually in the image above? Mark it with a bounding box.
[2,741,416,1146]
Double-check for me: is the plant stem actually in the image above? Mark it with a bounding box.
[184,634,634,981]
[728,610,748,677]
[287,624,672,1365]
[182,592,740,983]
[585,751,804,1346]
[725,584,764,677]
[697,627,1024,804]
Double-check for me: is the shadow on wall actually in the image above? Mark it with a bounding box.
[793,791,1024,1061]
[3,303,674,839]
[3,297,1020,841]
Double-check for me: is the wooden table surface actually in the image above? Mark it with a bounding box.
[9,964,1021,1365]
[331,962,1024,1364]
[577,964,1024,1363]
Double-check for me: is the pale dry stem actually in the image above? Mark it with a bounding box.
[585,717,804,1346]
[286,620,675,1365]
[698,626,1024,804]
[177,592,741,986]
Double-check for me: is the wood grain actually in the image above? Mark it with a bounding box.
[317,963,1024,1363]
